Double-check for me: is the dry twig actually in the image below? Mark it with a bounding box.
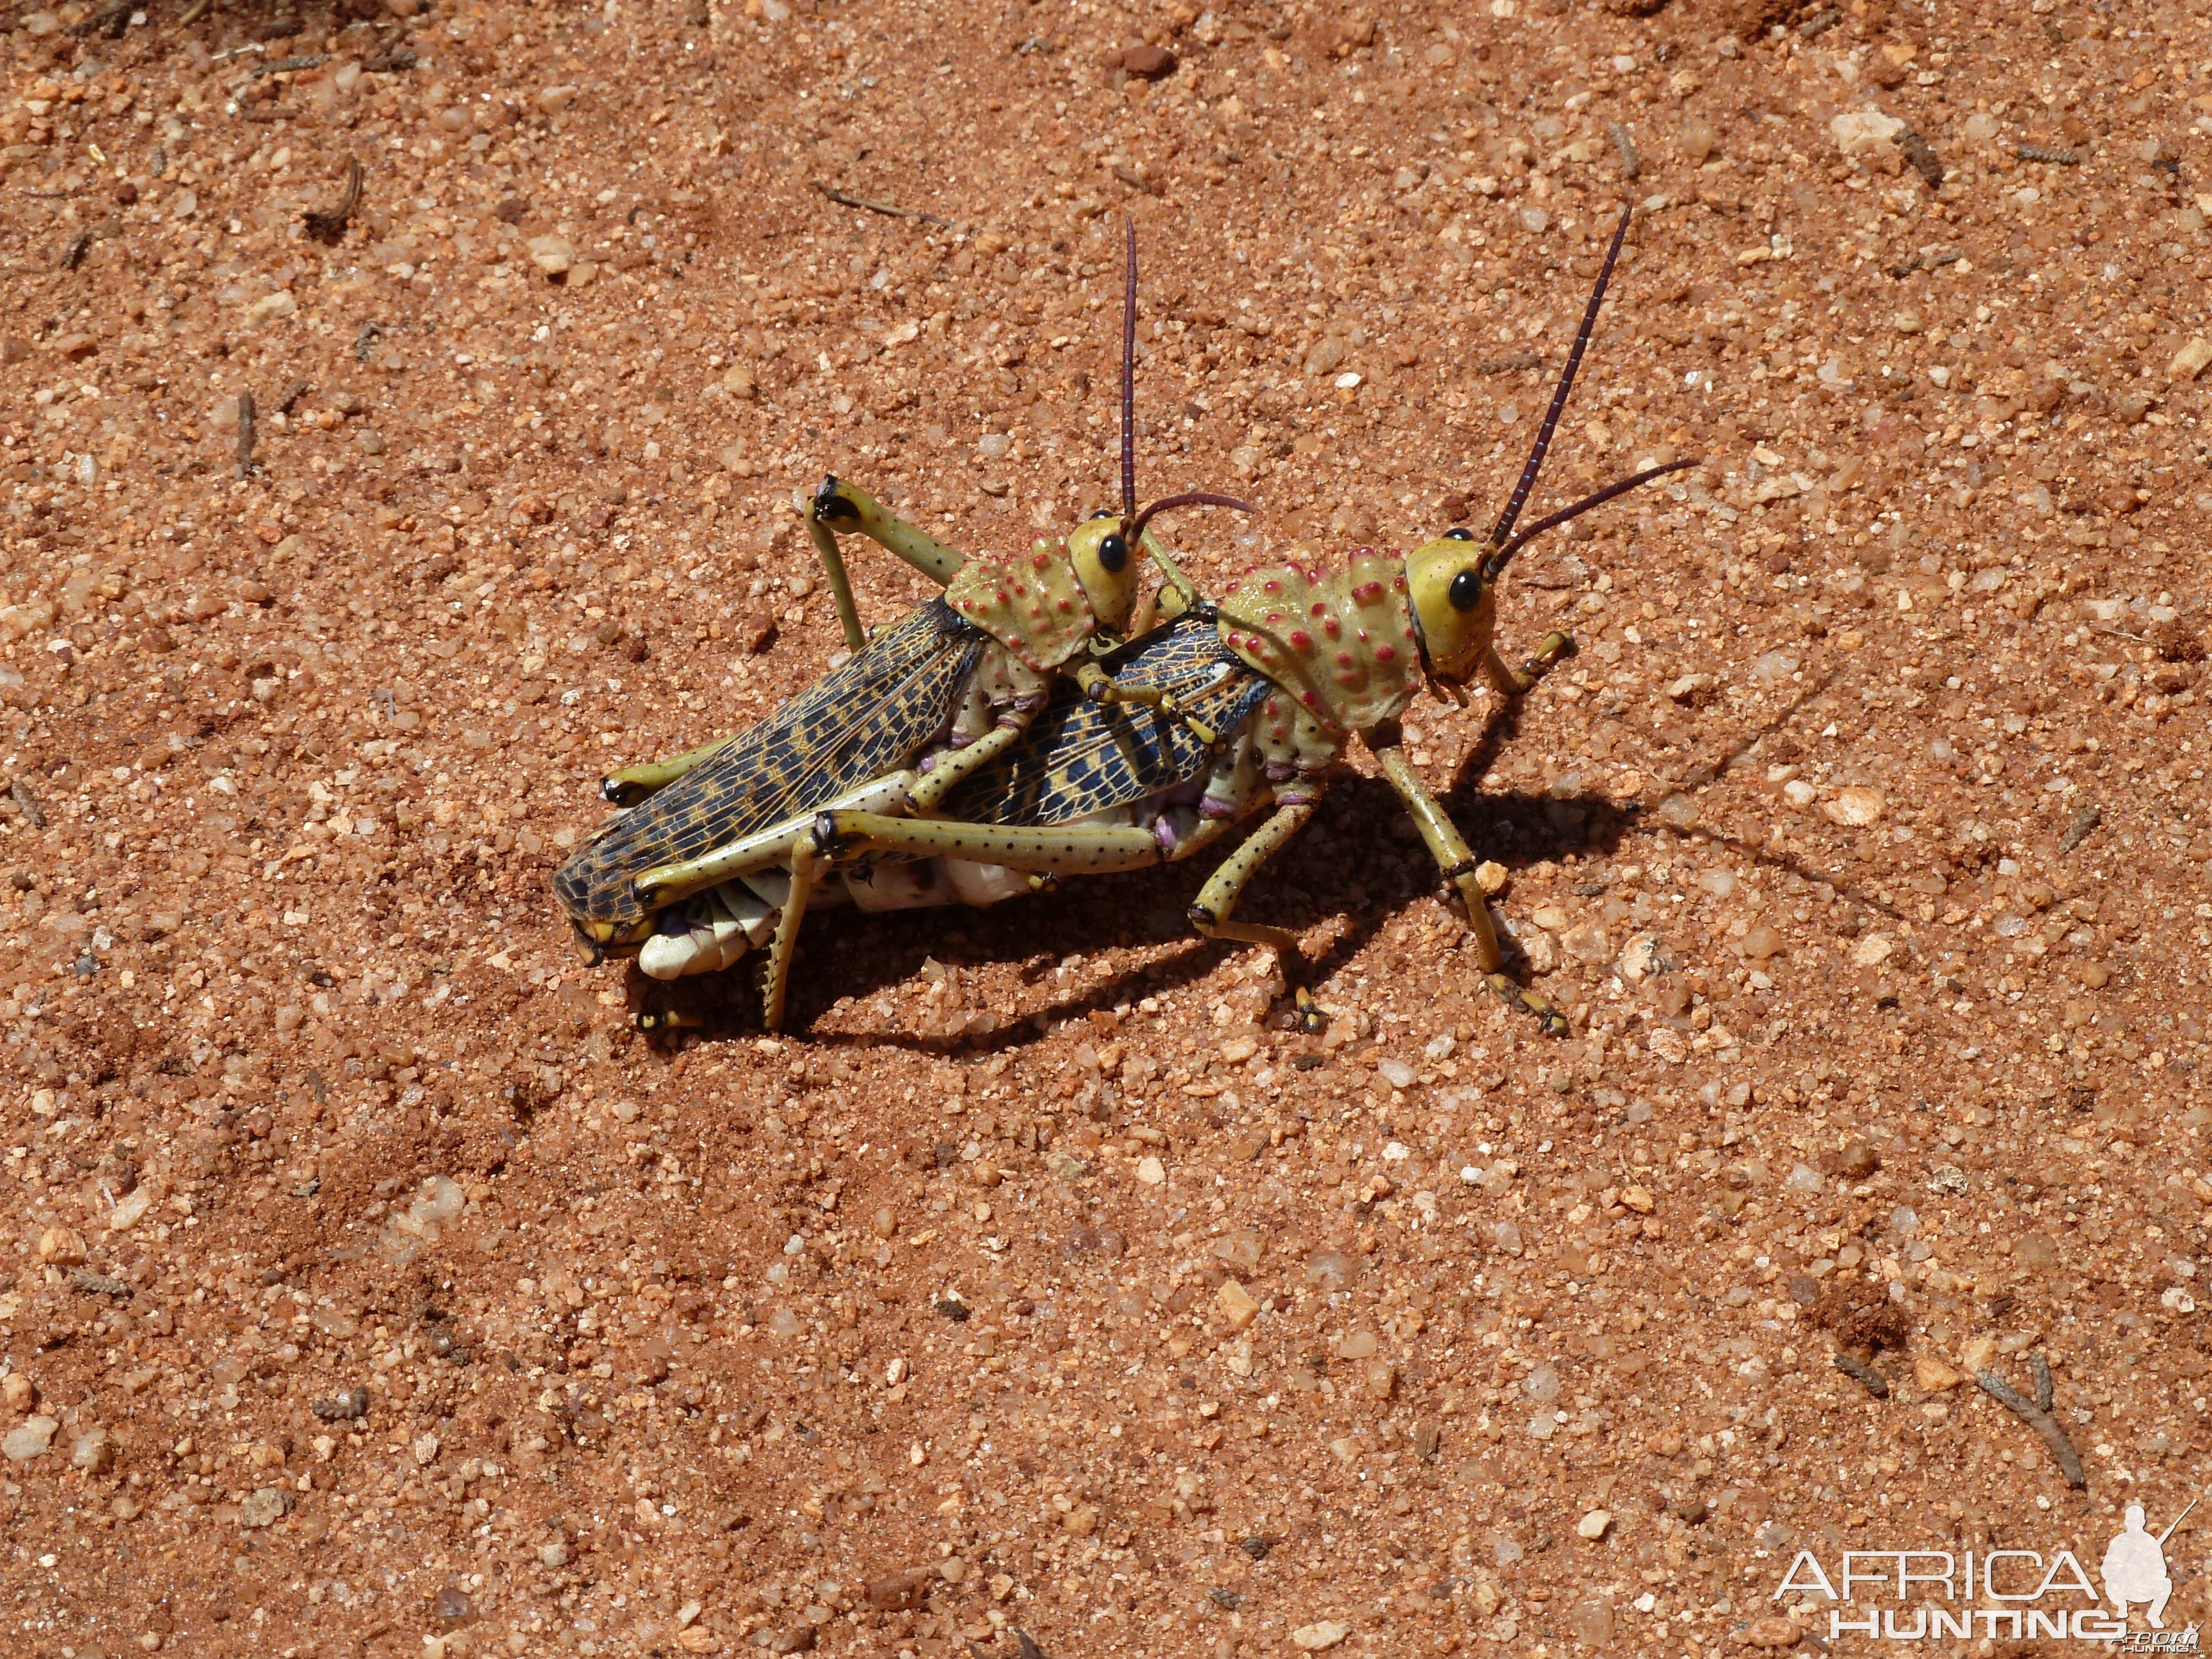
[236,389,257,477]
[1976,1366,2085,1488]
[812,180,964,231]
[11,778,46,829]
[1833,1354,1890,1399]
[304,157,363,243]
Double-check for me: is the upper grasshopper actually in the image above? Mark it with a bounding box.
[552,221,1243,1027]
[807,204,1696,1035]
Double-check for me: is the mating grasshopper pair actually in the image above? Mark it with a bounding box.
[554,206,1691,1036]
[554,225,1246,1029]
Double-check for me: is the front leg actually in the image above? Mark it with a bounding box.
[1479,629,1575,698]
[1068,661,1218,745]
[1369,739,1567,1037]
[808,476,968,586]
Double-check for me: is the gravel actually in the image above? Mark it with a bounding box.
[0,0,2207,1652]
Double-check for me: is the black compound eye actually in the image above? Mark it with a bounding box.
[1448,568,1483,613]
[1098,533,1130,574]
[1444,527,1477,542]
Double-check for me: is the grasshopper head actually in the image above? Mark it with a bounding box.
[1405,528,1499,685]
[1067,512,1141,634]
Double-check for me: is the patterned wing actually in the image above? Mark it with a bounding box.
[942,614,1269,826]
[555,599,984,928]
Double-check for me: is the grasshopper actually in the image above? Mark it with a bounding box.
[552,225,1244,1027]
[804,205,1694,1035]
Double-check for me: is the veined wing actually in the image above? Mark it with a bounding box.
[555,599,985,927]
[943,614,1268,826]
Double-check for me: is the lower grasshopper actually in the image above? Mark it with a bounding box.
[552,224,1243,1028]
[800,205,1693,1034]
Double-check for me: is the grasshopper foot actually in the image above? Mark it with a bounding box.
[1524,631,1576,681]
[1290,985,1328,1036]
[1484,972,1569,1037]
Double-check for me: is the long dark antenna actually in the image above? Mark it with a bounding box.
[1486,457,1698,575]
[1487,202,1635,551]
[1128,490,1255,543]
[1120,216,1139,528]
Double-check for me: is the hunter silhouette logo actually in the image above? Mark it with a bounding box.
[1773,1489,2206,1647]
[2103,1499,2190,1629]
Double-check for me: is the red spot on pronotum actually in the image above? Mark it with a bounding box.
[1375,644,1398,664]
[1032,551,1051,571]
[1289,630,1313,650]
[1392,572,1407,590]
[1264,578,1282,594]
[1310,602,1328,618]
[1352,581,1385,603]
[1335,651,1354,668]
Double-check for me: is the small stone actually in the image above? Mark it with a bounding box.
[1745,1614,1803,1647]
[1561,922,1611,966]
[1291,1622,1351,1652]
[1577,1509,1613,1540]
[4,1415,57,1461]
[413,1431,441,1466]
[2013,1232,2059,1272]
[36,1225,86,1265]
[1062,1504,1098,1536]
[1111,43,1177,79]
[1566,1594,1615,1644]
[1830,108,1905,161]
[1337,1329,1379,1360]
[239,1486,292,1528]
[435,1586,479,1628]
[2,1375,36,1412]
[1474,860,1508,895]
[1217,1279,1260,1332]
[936,1555,968,1584]
[1914,1357,1964,1391]
[1212,1228,1266,1272]
[1823,786,1887,826]
[538,84,579,113]
[526,233,575,275]
[1135,1155,1166,1185]
[1376,1056,1416,1089]
[1619,1185,1654,1214]
[70,1427,112,1473]
[1739,924,1786,961]
[1362,1359,1396,1400]
[865,1568,928,1610]
[1302,1248,1362,1291]
[538,1542,571,1569]
[1850,933,1895,969]
[739,611,779,654]
[2171,337,2212,382]
[1958,1334,1997,1373]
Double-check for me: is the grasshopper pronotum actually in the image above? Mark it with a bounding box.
[804,205,1695,1035]
[551,223,1245,1028]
